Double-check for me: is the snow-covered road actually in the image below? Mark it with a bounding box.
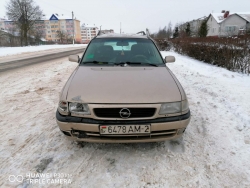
[0,44,87,57]
[0,52,249,187]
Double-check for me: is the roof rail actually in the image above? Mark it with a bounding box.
[97,30,102,35]
[146,28,150,37]
[136,31,146,35]
[136,29,151,38]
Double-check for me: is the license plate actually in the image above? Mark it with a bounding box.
[100,125,150,135]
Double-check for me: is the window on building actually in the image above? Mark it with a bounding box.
[225,26,237,32]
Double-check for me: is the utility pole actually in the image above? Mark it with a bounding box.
[72,11,74,45]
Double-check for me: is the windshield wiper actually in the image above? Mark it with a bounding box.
[83,61,109,64]
[122,62,158,67]
[114,62,141,66]
[114,62,158,67]
[140,63,158,67]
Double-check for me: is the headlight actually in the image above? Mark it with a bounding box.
[159,102,181,114]
[182,100,189,111]
[58,101,69,115]
[159,100,189,115]
[69,103,90,115]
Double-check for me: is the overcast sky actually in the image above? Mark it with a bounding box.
[1,0,250,33]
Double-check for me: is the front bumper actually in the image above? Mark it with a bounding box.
[56,110,191,143]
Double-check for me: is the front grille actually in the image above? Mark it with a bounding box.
[94,108,156,118]
[71,129,177,139]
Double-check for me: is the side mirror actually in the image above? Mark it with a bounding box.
[69,55,79,63]
[165,56,175,63]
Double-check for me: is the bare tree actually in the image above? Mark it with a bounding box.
[156,26,168,38]
[33,29,45,44]
[0,27,21,47]
[56,30,66,43]
[0,30,8,46]
[7,27,18,46]
[6,0,43,46]
[178,22,188,38]
[166,22,172,38]
[65,33,73,44]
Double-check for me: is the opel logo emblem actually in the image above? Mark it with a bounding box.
[119,108,131,119]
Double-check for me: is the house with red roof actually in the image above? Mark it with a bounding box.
[207,11,250,37]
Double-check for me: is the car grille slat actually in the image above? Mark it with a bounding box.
[94,108,156,118]
[82,129,177,139]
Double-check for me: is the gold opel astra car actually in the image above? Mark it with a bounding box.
[56,30,190,143]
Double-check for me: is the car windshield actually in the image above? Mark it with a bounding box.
[81,38,164,66]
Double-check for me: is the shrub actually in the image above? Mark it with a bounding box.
[155,36,250,74]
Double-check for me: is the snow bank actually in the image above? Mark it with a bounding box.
[0,44,87,57]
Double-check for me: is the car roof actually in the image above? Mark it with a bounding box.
[96,33,149,39]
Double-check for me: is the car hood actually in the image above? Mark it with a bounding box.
[67,66,181,104]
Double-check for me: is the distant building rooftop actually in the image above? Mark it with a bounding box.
[211,12,250,23]
[96,33,147,39]
[81,23,99,28]
[43,13,79,21]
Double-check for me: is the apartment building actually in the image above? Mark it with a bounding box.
[0,18,15,32]
[0,13,82,43]
[80,24,115,43]
[81,24,99,43]
[101,29,114,34]
[43,14,81,42]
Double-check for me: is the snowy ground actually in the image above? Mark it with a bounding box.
[0,51,250,187]
[0,44,87,57]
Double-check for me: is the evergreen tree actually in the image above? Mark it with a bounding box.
[198,21,208,37]
[247,28,250,35]
[185,23,191,36]
[173,27,179,38]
